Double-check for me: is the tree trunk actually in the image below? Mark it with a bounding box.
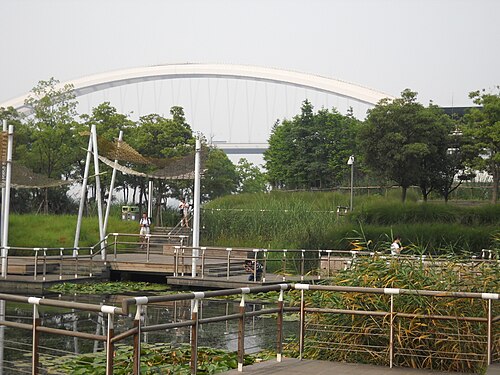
[492,168,499,204]
[401,186,407,203]
[44,188,48,214]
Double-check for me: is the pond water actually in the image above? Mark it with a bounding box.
[0,292,298,374]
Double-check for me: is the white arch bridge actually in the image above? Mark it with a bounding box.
[1,63,394,153]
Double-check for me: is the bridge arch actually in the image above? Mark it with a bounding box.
[1,63,393,115]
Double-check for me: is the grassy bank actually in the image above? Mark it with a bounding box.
[201,192,500,254]
[8,214,137,248]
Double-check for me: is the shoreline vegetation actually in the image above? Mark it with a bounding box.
[6,191,500,254]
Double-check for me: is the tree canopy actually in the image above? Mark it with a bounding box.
[463,88,500,203]
[359,89,452,202]
[264,100,360,190]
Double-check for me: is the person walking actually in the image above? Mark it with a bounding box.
[179,198,190,228]
[139,212,151,249]
[390,235,403,256]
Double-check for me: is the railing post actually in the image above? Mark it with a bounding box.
[106,312,114,375]
[389,294,394,368]
[89,247,94,277]
[253,249,258,282]
[174,246,179,276]
[238,293,246,372]
[282,250,287,282]
[262,250,267,282]
[133,304,142,375]
[113,234,118,261]
[75,250,79,279]
[146,234,150,263]
[487,298,492,365]
[317,250,321,280]
[42,249,47,282]
[300,250,305,282]
[276,288,284,362]
[226,248,232,280]
[201,247,206,278]
[33,249,38,281]
[59,248,63,280]
[327,250,331,277]
[1,247,7,279]
[181,246,185,276]
[190,298,199,375]
[299,288,305,360]
[31,299,40,375]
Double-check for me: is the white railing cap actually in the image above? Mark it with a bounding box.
[294,283,310,290]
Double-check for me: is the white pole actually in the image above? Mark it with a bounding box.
[103,130,123,234]
[192,139,201,277]
[1,125,13,278]
[0,120,5,375]
[347,155,354,211]
[91,125,106,259]
[350,160,354,211]
[148,180,153,219]
[74,133,93,255]
[1,119,7,246]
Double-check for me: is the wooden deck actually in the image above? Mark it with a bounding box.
[221,358,479,375]
[0,251,326,293]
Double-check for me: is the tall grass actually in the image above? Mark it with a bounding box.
[202,192,500,254]
[288,257,499,372]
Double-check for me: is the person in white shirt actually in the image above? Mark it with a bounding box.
[390,235,402,256]
[139,212,151,248]
[179,198,190,228]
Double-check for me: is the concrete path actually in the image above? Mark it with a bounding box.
[221,358,478,375]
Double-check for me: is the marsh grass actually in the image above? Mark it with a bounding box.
[286,256,499,372]
[202,192,499,254]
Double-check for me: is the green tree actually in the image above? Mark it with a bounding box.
[236,158,267,193]
[434,126,475,202]
[463,88,500,203]
[18,78,80,213]
[22,78,79,179]
[264,100,360,189]
[128,108,195,217]
[202,148,238,200]
[359,89,450,202]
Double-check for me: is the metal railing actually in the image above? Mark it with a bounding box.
[169,245,500,282]
[2,235,498,283]
[0,232,190,280]
[0,283,498,374]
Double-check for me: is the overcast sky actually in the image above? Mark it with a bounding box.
[1,0,498,110]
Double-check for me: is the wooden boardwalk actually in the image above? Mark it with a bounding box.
[0,252,310,292]
[221,358,488,375]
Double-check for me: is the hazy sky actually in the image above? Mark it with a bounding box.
[1,0,498,108]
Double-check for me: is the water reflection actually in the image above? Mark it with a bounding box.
[0,294,297,374]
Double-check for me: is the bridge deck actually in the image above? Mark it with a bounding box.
[221,358,476,375]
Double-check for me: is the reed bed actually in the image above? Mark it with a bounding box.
[287,256,499,373]
[202,192,499,254]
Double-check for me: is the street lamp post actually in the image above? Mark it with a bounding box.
[347,155,354,211]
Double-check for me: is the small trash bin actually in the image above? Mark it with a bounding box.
[121,205,140,221]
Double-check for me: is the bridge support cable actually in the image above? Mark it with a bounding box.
[91,125,106,259]
[74,132,93,254]
[103,130,123,235]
